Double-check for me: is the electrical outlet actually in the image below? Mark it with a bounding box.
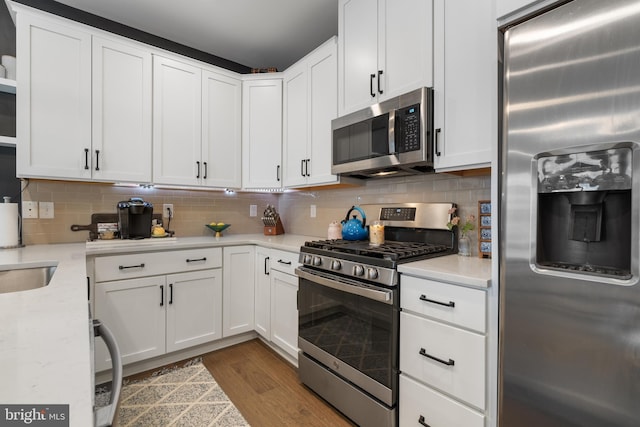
[22,201,38,218]
[250,205,257,217]
[39,202,54,219]
[310,204,317,218]
[163,204,174,219]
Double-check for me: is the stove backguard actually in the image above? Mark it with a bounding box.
[536,147,632,278]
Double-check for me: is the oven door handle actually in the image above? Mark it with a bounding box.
[296,267,393,304]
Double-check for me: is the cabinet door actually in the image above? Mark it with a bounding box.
[307,39,338,186]
[166,269,223,352]
[283,62,309,187]
[242,79,283,189]
[92,36,152,183]
[202,69,242,188]
[16,13,91,179]
[270,270,299,360]
[433,0,494,172]
[380,0,434,101]
[153,55,202,186]
[222,245,256,336]
[254,247,271,339]
[94,276,166,371]
[338,0,379,114]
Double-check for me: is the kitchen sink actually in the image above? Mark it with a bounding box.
[0,265,57,294]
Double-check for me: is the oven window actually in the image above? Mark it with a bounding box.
[298,278,398,389]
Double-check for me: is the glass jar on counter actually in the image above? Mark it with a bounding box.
[369,221,385,246]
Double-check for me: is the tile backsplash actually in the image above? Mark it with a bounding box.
[279,172,490,256]
[21,180,278,245]
[20,172,490,255]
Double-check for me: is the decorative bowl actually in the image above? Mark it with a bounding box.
[205,223,231,237]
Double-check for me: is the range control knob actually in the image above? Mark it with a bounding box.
[303,254,313,264]
[367,268,379,280]
[331,260,342,271]
[353,265,365,277]
[313,256,322,266]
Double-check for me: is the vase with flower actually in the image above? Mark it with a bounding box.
[446,207,475,256]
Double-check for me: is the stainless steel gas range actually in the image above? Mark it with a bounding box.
[295,203,456,427]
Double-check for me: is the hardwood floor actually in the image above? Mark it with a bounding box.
[201,339,356,427]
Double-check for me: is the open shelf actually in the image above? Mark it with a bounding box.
[0,77,16,94]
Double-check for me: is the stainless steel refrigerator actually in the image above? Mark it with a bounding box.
[500,1,640,426]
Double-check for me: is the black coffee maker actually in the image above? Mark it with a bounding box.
[117,197,153,239]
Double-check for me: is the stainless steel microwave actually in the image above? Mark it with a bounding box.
[331,87,434,178]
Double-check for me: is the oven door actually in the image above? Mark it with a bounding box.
[296,266,399,407]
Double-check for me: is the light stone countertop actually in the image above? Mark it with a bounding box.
[0,243,94,427]
[0,234,318,427]
[398,254,492,288]
[0,234,491,426]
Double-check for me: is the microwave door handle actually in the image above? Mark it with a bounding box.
[389,109,397,155]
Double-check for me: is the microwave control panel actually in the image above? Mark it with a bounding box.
[396,103,421,152]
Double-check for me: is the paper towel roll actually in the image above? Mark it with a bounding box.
[0,203,20,248]
[1,55,16,80]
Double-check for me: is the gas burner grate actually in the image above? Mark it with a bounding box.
[304,239,449,261]
[540,262,632,279]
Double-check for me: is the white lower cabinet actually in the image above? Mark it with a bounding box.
[400,311,485,409]
[94,276,166,370]
[93,248,222,372]
[399,275,488,425]
[222,246,255,337]
[166,270,223,352]
[254,248,300,361]
[400,375,484,427]
[270,269,299,360]
[254,246,271,339]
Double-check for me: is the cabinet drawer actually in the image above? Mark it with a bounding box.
[400,311,485,410]
[401,275,486,333]
[399,374,484,427]
[269,249,299,275]
[95,248,222,282]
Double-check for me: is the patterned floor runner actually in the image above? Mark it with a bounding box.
[95,359,250,426]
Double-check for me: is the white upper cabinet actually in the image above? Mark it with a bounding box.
[202,70,242,188]
[338,0,433,115]
[242,77,283,189]
[152,55,203,186]
[432,0,495,172]
[16,11,92,179]
[15,8,153,182]
[283,37,338,188]
[153,56,242,188]
[92,36,152,183]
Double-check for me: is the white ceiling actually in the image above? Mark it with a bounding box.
[53,0,339,71]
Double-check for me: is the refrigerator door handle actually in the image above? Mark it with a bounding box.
[94,319,123,427]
